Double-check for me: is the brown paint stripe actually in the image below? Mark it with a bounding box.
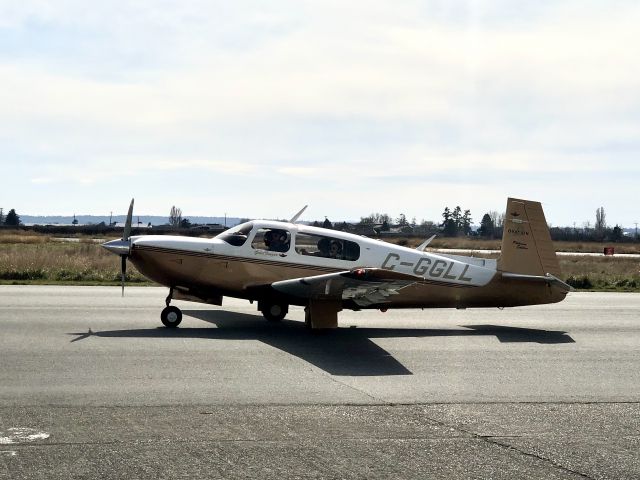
[134,245,340,273]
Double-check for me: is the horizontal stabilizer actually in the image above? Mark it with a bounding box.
[501,272,573,292]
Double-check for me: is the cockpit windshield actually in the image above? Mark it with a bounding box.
[216,223,253,247]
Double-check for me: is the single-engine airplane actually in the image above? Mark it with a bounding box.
[102,198,571,329]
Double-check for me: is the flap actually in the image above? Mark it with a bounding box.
[271,268,422,307]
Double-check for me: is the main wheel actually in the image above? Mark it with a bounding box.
[261,302,288,322]
[161,306,182,328]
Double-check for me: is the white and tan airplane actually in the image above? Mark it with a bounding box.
[103,198,571,329]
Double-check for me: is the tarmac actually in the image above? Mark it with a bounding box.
[1,286,639,479]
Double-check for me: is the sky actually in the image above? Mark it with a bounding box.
[1,0,639,227]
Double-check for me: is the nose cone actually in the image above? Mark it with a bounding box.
[102,239,131,256]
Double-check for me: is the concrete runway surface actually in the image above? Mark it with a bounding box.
[1,286,639,479]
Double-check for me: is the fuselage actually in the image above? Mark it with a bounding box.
[124,220,568,310]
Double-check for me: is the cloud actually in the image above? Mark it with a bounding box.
[1,1,639,224]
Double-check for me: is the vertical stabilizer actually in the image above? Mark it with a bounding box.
[497,198,561,277]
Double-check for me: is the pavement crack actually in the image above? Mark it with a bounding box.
[419,414,596,480]
[484,437,596,480]
[320,374,389,404]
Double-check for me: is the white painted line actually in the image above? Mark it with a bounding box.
[0,428,50,444]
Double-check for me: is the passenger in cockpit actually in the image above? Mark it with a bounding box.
[265,229,289,252]
[316,237,330,257]
[329,240,342,259]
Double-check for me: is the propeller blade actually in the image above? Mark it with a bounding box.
[122,198,134,241]
[121,255,127,297]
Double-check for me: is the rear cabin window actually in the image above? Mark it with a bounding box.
[217,224,253,247]
[295,233,360,261]
[251,228,291,253]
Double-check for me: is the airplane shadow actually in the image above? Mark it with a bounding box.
[69,310,575,377]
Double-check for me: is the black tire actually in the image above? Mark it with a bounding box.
[161,306,182,328]
[261,302,288,322]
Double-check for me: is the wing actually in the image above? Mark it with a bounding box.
[271,268,422,307]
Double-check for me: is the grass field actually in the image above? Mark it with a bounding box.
[0,231,638,291]
[0,236,149,285]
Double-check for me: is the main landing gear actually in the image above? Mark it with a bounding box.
[161,288,182,328]
[258,300,288,322]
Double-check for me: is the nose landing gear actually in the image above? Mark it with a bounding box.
[161,288,182,328]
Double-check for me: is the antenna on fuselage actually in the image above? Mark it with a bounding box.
[416,234,436,251]
[289,205,308,223]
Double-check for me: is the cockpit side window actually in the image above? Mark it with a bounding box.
[217,224,253,247]
[251,228,291,253]
[295,233,360,261]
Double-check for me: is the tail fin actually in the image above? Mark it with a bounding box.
[497,198,561,277]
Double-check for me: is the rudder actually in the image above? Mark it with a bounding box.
[497,198,561,277]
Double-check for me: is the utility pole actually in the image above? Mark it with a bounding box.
[109,211,112,226]
[635,222,638,240]
[224,213,227,228]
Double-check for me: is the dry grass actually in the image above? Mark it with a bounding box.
[0,230,51,244]
[560,256,640,291]
[0,241,147,283]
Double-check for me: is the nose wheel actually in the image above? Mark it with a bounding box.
[161,288,182,327]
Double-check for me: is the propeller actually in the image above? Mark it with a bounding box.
[101,199,134,297]
[120,199,134,296]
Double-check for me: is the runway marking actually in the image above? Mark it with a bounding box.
[1,450,17,457]
[0,428,50,444]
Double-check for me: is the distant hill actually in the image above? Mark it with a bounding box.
[21,215,243,227]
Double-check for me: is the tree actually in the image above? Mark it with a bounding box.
[4,209,20,226]
[442,218,457,236]
[478,213,495,238]
[441,206,461,236]
[180,218,192,229]
[451,206,462,229]
[611,225,623,242]
[396,213,408,226]
[169,206,182,228]
[595,207,606,238]
[380,220,390,232]
[0,208,3,224]
[322,217,333,229]
[441,207,451,225]
[462,209,472,235]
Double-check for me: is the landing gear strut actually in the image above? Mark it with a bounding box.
[259,300,288,322]
[161,288,182,328]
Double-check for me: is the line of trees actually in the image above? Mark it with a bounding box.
[4,203,636,243]
[550,207,629,242]
[346,205,636,242]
